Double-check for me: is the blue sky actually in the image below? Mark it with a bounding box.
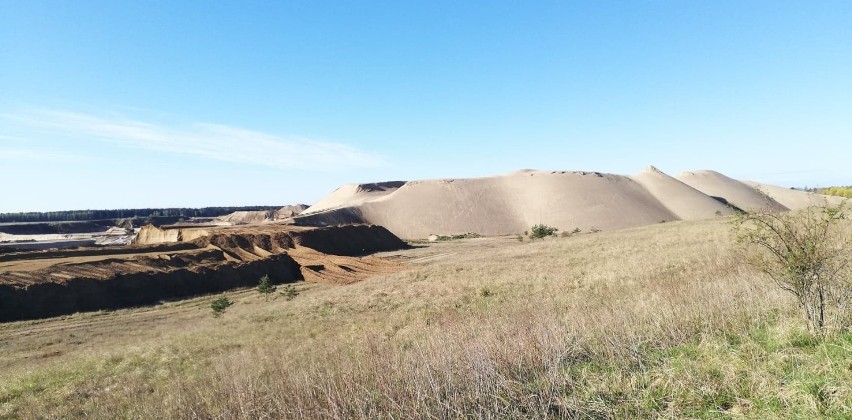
[1,1,851,212]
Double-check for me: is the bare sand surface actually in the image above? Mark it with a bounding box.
[297,167,840,239]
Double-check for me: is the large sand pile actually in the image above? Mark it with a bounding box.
[296,167,842,239]
[215,204,310,225]
[631,166,735,220]
[741,181,845,210]
[675,170,787,212]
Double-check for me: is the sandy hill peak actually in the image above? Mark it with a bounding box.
[631,167,735,220]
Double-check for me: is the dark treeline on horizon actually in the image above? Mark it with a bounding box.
[0,206,282,223]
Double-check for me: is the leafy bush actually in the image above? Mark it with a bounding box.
[733,202,851,333]
[211,297,233,317]
[529,224,558,239]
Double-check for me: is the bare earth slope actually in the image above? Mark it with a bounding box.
[297,167,838,239]
[0,224,406,322]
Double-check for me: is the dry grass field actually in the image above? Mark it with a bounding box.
[1,218,851,418]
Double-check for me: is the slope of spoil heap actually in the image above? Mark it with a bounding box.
[0,224,406,322]
[295,167,841,239]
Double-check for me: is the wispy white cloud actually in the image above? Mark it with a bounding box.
[1,109,384,170]
[0,148,88,162]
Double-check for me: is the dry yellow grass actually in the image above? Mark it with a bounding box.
[1,218,850,418]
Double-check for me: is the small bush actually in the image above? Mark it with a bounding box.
[516,234,524,242]
[529,224,558,239]
[211,297,233,317]
[479,287,492,297]
[281,285,299,301]
[733,202,851,333]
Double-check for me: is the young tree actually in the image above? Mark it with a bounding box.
[257,274,276,300]
[733,202,851,334]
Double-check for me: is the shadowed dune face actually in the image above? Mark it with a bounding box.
[296,167,840,239]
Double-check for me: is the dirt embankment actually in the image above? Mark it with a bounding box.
[0,224,407,322]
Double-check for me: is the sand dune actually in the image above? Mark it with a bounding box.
[296,167,841,239]
[307,182,405,214]
[631,166,735,220]
[741,181,845,210]
[675,170,788,212]
[216,204,309,225]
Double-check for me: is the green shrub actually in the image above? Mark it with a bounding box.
[211,297,233,317]
[281,285,299,301]
[733,202,851,333]
[436,233,483,241]
[529,224,558,239]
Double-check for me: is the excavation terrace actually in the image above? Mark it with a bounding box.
[0,224,407,322]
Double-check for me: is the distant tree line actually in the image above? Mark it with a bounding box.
[820,187,852,199]
[795,186,852,199]
[0,206,282,223]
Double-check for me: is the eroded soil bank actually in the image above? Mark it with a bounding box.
[0,224,406,322]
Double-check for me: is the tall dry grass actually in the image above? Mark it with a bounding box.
[6,219,847,418]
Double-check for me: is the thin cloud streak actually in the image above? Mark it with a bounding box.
[0,148,89,162]
[1,109,384,170]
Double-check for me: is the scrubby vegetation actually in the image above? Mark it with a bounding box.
[529,224,558,239]
[820,186,852,198]
[435,232,483,241]
[281,284,299,300]
[210,296,233,317]
[2,218,851,418]
[734,202,851,333]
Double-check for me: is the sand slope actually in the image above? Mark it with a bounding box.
[300,169,703,239]
[631,166,735,220]
[216,204,310,225]
[741,182,845,210]
[297,167,842,239]
[308,182,405,214]
[675,170,788,212]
